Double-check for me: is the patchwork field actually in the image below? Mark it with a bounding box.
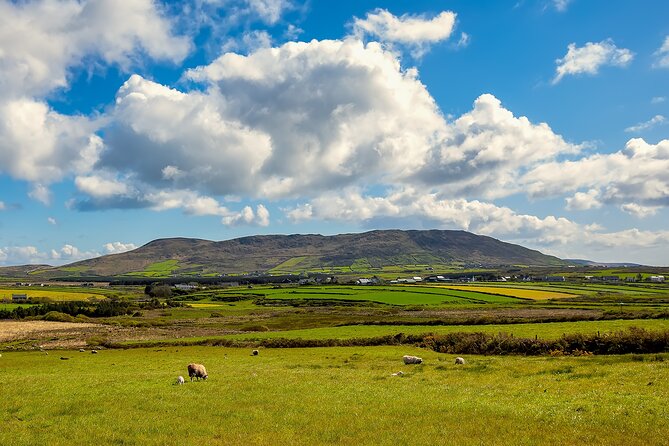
[1,346,667,445]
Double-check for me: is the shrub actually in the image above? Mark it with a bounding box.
[42,311,77,323]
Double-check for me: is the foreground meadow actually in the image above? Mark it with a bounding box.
[1,346,668,445]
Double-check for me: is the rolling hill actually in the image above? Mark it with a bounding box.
[6,230,569,279]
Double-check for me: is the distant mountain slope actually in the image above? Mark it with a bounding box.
[0,264,53,279]
[24,230,569,278]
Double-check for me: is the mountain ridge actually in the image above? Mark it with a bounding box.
[2,230,569,278]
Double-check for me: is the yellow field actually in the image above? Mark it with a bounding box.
[0,288,104,302]
[188,303,227,309]
[436,285,575,300]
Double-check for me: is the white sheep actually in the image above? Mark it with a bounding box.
[176,376,185,385]
[403,355,423,365]
[455,357,465,365]
[91,350,98,354]
[391,371,404,376]
[252,349,259,356]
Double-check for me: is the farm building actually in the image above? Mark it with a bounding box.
[12,294,28,302]
[650,276,665,283]
[544,276,566,282]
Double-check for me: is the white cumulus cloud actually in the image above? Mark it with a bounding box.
[553,39,633,84]
[620,203,660,218]
[523,138,669,210]
[0,0,190,202]
[103,242,137,254]
[565,189,601,211]
[351,9,457,57]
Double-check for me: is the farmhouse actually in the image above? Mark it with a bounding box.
[544,276,566,282]
[12,293,28,302]
[650,275,665,283]
[175,283,197,291]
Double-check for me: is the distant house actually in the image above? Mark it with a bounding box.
[650,275,665,283]
[602,276,620,282]
[356,278,372,285]
[412,277,423,282]
[544,276,566,282]
[12,294,28,302]
[175,283,197,291]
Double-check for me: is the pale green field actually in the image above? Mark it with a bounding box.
[1,346,667,445]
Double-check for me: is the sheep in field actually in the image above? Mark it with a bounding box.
[403,355,423,365]
[176,376,185,385]
[188,363,208,381]
[455,357,466,365]
[252,349,259,356]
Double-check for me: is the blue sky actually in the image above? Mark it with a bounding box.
[1,0,668,266]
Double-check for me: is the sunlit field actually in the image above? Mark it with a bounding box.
[1,346,667,446]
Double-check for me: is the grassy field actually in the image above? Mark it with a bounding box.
[217,285,527,305]
[221,318,669,342]
[0,288,105,301]
[1,346,667,445]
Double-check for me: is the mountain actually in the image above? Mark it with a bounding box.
[12,230,569,278]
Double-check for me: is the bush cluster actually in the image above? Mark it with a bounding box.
[421,327,669,356]
[0,298,182,320]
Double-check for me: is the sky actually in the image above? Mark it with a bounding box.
[1,0,669,266]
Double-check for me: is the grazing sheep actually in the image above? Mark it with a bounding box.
[91,350,98,354]
[79,348,85,352]
[187,363,208,381]
[60,357,69,360]
[391,371,404,376]
[252,349,259,356]
[403,355,423,365]
[455,357,465,365]
[175,376,185,385]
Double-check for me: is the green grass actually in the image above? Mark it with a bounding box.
[269,256,310,274]
[222,318,669,341]
[1,346,667,445]
[126,260,181,277]
[216,285,526,306]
